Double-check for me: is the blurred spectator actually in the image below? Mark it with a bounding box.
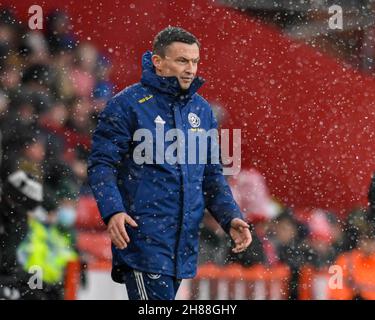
[0,65,21,93]
[227,169,282,267]
[93,54,114,102]
[19,31,50,65]
[2,131,46,181]
[328,212,346,256]
[270,208,308,299]
[66,97,94,136]
[46,10,76,54]
[53,54,76,101]
[17,207,78,300]
[92,57,114,114]
[0,9,21,69]
[2,134,42,180]
[15,176,79,300]
[18,136,46,181]
[0,170,44,299]
[43,160,79,211]
[304,209,342,269]
[21,63,58,105]
[198,211,231,265]
[328,224,375,300]
[38,101,69,159]
[227,222,269,267]
[230,168,281,223]
[70,43,97,98]
[0,7,109,300]
[343,207,369,251]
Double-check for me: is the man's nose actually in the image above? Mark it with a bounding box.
[185,61,194,73]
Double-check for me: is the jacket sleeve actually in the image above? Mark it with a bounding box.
[87,96,135,224]
[202,109,243,234]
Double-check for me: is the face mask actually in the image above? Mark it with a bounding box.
[57,206,76,228]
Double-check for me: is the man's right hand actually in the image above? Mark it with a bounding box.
[107,212,138,249]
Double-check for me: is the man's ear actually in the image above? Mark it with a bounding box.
[151,55,162,70]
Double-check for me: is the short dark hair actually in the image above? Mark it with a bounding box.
[153,26,200,57]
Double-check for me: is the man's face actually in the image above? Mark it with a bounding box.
[152,42,200,90]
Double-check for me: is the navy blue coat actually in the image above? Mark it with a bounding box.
[88,51,243,281]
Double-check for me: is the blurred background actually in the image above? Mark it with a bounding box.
[1,0,375,299]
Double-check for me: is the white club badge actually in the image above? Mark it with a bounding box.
[188,112,200,128]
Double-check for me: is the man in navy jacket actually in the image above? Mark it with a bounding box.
[88,26,252,300]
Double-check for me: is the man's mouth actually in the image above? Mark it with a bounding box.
[181,77,193,82]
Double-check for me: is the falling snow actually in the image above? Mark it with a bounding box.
[1,0,375,301]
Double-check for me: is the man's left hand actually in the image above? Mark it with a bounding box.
[229,218,252,253]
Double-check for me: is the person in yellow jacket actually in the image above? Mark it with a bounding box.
[18,216,78,281]
[17,205,78,299]
[328,226,375,300]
